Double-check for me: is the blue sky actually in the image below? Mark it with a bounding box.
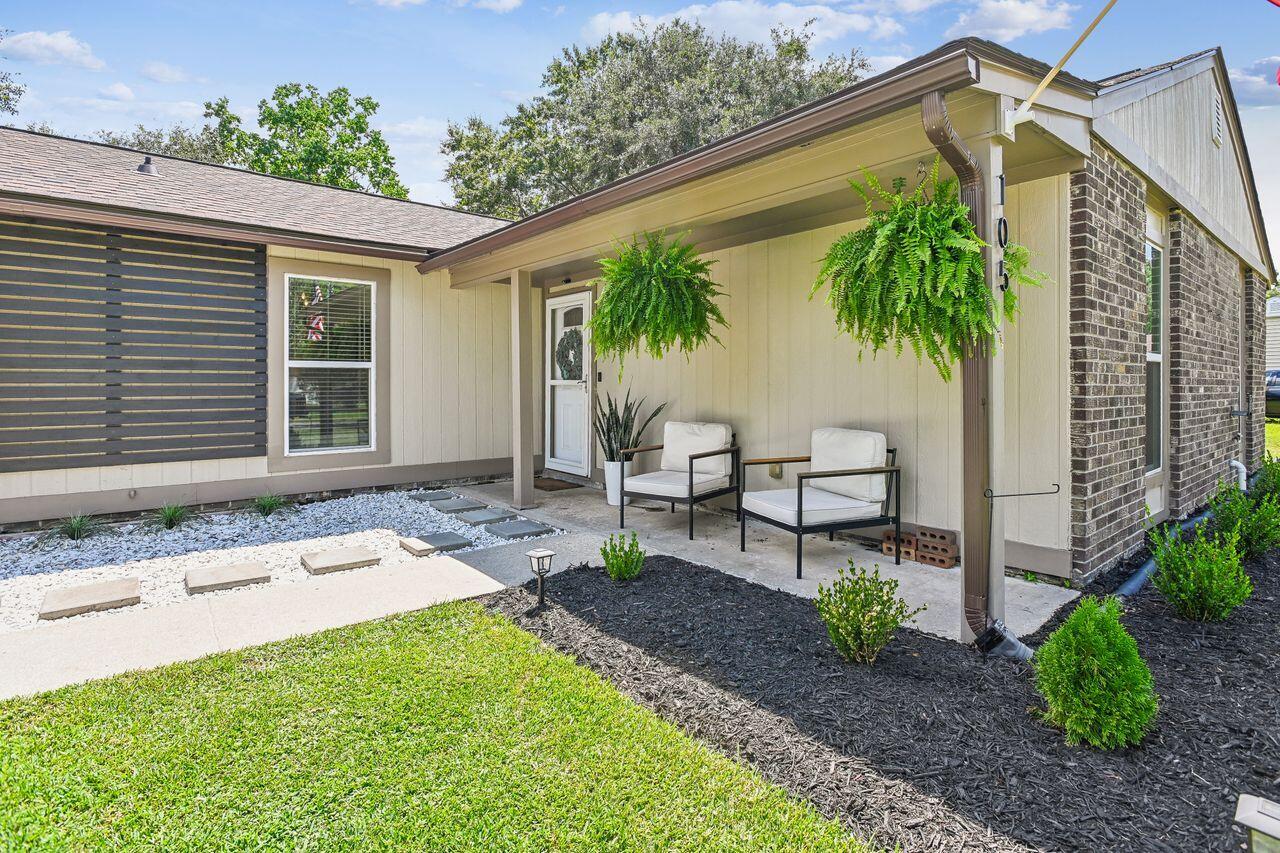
[2,0,1279,244]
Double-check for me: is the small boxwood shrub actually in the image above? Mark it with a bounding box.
[601,532,645,581]
[1150,521,1252,622]
[1033,595,1158,750]
[1210,481,1280,562]
[1251,453,1280,501]
[816,563,924,665]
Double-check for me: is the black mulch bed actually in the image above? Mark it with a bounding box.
[483,554,1280,852]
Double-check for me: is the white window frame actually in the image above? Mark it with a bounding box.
[1144,211,1168,479]
[283,273,377,457]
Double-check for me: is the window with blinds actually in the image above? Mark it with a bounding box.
[285,275,374,453]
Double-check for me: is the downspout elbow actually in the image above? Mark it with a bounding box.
[1229,459,1247,492]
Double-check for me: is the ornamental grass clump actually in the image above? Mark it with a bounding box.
[1150,520,1252,622]
[250,494,291,518]
[589,231,727,375]
[1033,595,1158,750]
[150,503,193,531]
[600,532,645,581]
[51,513,102,542]
[811,157,1043,382]
[816,563,924,665]
[1209,481,1280,562]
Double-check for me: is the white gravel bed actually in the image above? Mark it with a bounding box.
[0,490,556,634]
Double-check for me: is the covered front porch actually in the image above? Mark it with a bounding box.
[456,479,1078,642]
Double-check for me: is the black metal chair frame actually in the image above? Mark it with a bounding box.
[619,439,741,540]
[739,448,901,579]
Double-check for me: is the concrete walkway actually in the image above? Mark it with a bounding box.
[0,555,502,700]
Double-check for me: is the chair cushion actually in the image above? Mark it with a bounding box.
[809,427,887,503]
[659,421,732,477]
[742,487,883,527]
[625,470,730,499]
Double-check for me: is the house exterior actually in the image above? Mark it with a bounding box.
[0,38,1272,638]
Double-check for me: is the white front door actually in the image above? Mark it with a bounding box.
[544,292,592,476]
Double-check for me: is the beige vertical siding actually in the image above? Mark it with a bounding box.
[1106,69,1263,268]
[0,245,517,511]
[1267,315,1280,372]
[593,174,1072,552]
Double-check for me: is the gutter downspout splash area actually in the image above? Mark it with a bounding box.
[920,90,1031,662]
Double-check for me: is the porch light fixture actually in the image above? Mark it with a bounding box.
[1236,794,1280,852]
[526,548,555,608]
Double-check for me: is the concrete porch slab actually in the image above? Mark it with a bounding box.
[185,562,270,595]
[301,546,381,575]
[39,578,141,620]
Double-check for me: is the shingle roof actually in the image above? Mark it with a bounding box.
[0,126,506,252]
[1096,48,1218,87]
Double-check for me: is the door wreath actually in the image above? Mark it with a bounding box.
[556,327,583,380]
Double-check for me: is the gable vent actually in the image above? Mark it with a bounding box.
[1212,89,1224,148]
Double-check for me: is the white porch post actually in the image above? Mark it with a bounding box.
[510,268,536,509]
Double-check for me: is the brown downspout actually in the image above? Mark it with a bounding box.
[921,89,992,640]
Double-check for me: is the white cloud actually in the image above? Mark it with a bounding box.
[583,0,901,45]
[97,82,135,101]
[1229,57,1280,106]
[141,60,196,84]
[2,30,105,70]
[866,54,910,75]
[1240,107,1280,252]
[378,116,454,204]
[56,96,203,121]
[945,0,1075,41]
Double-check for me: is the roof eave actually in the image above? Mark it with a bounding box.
[416,43,983,275]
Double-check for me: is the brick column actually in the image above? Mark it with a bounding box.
[1243,267,1267,468]
[1067,147,1148,582]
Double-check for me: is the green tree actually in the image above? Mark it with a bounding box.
[443,21,869,219]
[205,84,408,198]
[0,31,24,115]
[94,124,228,164]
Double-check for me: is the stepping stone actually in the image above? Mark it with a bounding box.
[185,561,270,595]
[418,532,472,552]
[301,546,381,575]
[410,490,456,502]
[399,537,438,557]
[487,519,555,540]
[429,497,487,514]
[39,577,141,620]
[457,507,516,525]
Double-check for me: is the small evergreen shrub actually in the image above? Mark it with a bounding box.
[1210,481,1280,562]
[52,513,102,541]
[1251,453,1280,502]
[1150,521,1252,622]
[601,532,645,581]
[151,503,192,531]
[251,494,290,517]
[816,563,924,665]
[1033,596,1158,750]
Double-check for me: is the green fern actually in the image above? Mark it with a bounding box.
[811,157,1044,382]
[589,231,728,375]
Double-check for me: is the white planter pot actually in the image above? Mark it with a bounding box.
[604,460,632,506]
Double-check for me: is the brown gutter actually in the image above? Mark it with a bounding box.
[0,194,436,262]
[921,89,991,640]
[417,45,981,275]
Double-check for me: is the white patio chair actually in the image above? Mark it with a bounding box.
[739,427,901,578]
[619,421,740,540]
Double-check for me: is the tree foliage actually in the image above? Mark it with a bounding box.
[589,231,727,374]
[94,124,228,165]
[442,21,869,218]
[205,84,408,198]
[811,158,1043,382]
[0,31,24,116]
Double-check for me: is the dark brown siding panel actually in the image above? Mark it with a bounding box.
[0,215,267,473]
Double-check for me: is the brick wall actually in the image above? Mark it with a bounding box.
[1067,147,1148,581]
[1167,212,1249,514]
[1244,267,1268,469]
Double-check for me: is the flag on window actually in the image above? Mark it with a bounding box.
[307,314,325,342]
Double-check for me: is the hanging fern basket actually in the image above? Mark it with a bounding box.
[811,157,1043,382]
[588,231,728,375]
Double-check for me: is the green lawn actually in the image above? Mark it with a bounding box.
[0,601,860,851]
[1268,419,1280,458]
